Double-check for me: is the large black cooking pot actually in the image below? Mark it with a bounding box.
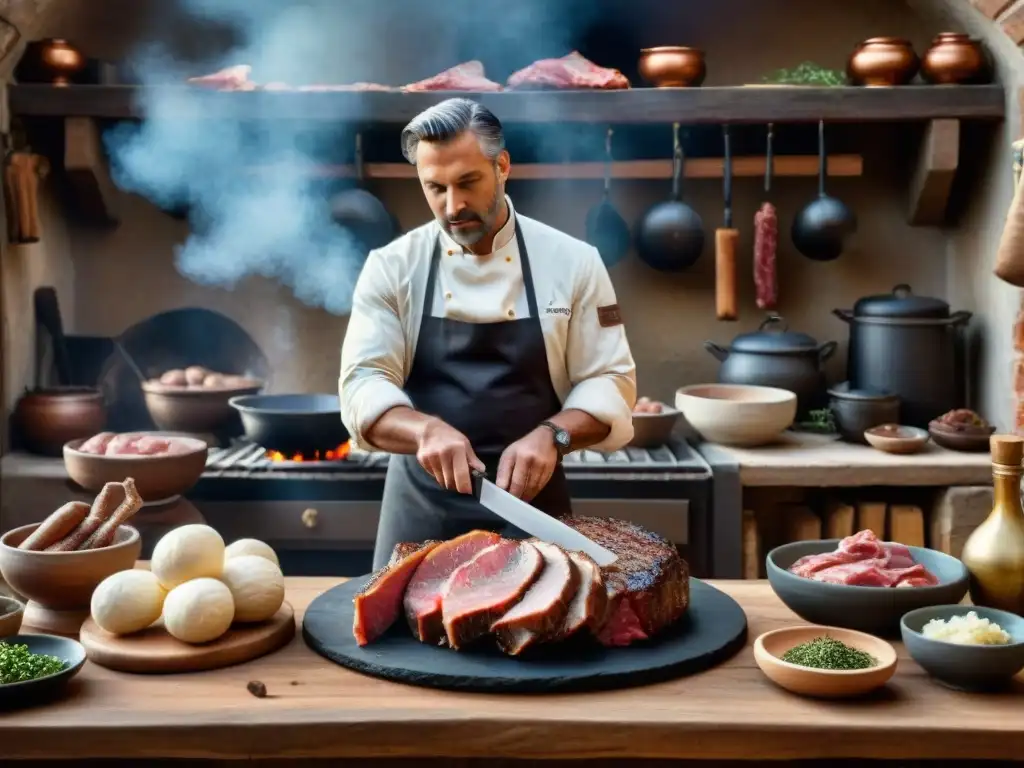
[703,314,838,418]
[229,394,348,456]
[833,284,971,428]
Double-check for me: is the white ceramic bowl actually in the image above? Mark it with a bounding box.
[675,384,797,447]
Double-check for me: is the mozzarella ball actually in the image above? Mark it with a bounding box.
[162,578,235,644]
[224,538,279,568]
[151,524,225,590]
[220,555,285,623]
[91,569,166,636]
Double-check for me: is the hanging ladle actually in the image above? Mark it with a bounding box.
[585,127,631,268]
[791,120,857,261]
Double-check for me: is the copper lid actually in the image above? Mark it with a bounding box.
[990,434,1023,466]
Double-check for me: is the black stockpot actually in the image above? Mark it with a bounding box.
[703,314,838,418]
[833,284,972,428]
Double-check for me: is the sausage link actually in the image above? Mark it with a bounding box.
[81,478,143,550]
[18,502,90,551]
[754,202,778,310]
[46,481,123,552]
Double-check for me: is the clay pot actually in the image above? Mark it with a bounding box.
[638,47,706,88]
[921,33,989,85]
[847,37,920,86]
[14,387,106,457]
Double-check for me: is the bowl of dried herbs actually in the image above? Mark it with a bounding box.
[754,625,897,698]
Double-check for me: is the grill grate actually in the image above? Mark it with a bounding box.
[204,440,706,478]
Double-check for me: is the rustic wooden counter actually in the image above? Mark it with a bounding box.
[705,433,993,487]
[3,578,1021,763]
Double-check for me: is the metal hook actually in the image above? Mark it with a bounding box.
[603,127,614,193]
[355,132,365,183]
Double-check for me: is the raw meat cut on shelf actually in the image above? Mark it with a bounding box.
[507,52,630,90]
[402,61,503,92]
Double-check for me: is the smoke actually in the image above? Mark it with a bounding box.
[105,0,614,315]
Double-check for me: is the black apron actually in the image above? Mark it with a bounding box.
[372,222,571,569]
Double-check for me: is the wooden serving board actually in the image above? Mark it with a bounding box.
[303,578,747,693]
[79,603,295,673]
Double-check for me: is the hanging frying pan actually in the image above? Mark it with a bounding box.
[791,121,857,262]
[330,132,399,253]
[635,122,705,272]
[585,127,630,268]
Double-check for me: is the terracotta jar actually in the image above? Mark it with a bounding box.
[921,32,989,85]
[14,387,106,456]
[847,37,919,86]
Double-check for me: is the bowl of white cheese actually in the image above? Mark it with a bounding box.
[900,605,1024,691]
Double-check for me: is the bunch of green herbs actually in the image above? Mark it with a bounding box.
[762,62,846,86]
[0,642,67,685]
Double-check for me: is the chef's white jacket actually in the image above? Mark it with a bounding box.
[339,197,637,453]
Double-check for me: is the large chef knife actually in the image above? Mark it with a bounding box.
[471,471,617,566]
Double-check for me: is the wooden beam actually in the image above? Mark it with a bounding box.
[1000,2,1024,45]
[969,0,1014,18]
[6,84,1007,124]
[63,117,120,226]
[260,156,863,181]
[908,119,960,226]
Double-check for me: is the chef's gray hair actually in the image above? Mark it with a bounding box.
[401,98,505,164]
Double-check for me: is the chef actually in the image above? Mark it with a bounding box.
[339,97,637,569]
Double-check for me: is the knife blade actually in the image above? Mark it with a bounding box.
[471,471,618,566]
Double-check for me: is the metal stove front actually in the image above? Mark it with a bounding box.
[187,439,715,578]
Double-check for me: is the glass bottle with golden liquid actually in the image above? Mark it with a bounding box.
[960,435,1024,614]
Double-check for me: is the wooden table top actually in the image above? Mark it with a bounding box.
[3,578,1021,762]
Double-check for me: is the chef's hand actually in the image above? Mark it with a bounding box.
[496,427,559,502]
[417,418,485,494]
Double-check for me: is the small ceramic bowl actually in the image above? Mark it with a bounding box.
[766,539,969,636]
[928,422,995,452]
[0,595,25,637]
[864,424,930,454]
[629,406,681,448]
[901,604,1024,691]
[754,625,898,698]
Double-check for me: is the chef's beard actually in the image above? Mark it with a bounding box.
[442,178,504,248]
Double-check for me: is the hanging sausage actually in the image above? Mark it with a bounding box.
[754,124,779,310]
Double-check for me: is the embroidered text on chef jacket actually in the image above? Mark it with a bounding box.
[339,197,638,452]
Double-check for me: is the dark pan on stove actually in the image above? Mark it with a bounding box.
[229,393,349,456]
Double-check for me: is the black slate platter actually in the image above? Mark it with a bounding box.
[302,576,748,693]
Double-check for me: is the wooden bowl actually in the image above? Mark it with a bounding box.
[754,625,898,698]
[0,595,25,637]
[675,384,796,447]
[928,422,995,452]
[64,433,208,502]
[864,424,930,454]
[141,380,263,434]
[629,406,681,448]
[0,524,141,634]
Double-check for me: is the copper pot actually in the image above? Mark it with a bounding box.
[638,47,706,88]
[921,32,989,85]
[847,37,919,86]
[17,38,86,86]
[14,387,106,456]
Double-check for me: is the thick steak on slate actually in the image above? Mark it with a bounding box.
[491,540,579,655]
[403,530,500,645]
[441,540,543,649]
[353,540,439,646]
[563,517,689,646]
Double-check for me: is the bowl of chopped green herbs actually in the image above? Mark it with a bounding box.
[754,625,897,698]
[0,634,86,708]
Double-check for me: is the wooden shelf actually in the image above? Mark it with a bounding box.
[7,84,1005,124]
[258,155,863,180]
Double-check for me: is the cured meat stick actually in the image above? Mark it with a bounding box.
[754,124,779,310]
[18,502,90,551]
[81,478,143,550]
[46,482,123,552]
[715,125,739,321]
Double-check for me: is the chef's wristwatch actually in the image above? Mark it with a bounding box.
[539,421,572,456]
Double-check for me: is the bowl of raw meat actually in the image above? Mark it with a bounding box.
[629,397,681,448]
[63,431,209,502]
[141,366,263,434]
[766,529,969,636]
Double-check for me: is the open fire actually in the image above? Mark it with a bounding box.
[265,442,351,463]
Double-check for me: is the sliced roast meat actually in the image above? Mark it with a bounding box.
[507,52,630,90]
[403,530,501,645]
[353,541,440,646]
[441,540,543,649]
[563,517,689,647]
[402,61,503,92]
[491,540,579,655]
[389,540,441,566]
[552,550,608,641]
